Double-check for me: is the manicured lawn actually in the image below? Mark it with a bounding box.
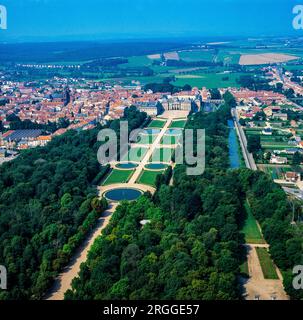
[121,147,148,162]
[136,134,157,145]
[150,148,173,163]
[256,247,279,280]
[102,169,134,186]
[242,202,265,244]
[169,120,187,128]
[148,120,166,128]
[137,170,163,187]
[161,135,181,145]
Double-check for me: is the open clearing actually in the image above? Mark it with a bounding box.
[147,54,161,60]
[242,202,265,244]
[164,51,180,60]
[102,169,134,186]
[256,247,279,280]
[239,53,299,65]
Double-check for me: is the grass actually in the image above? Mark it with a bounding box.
[136,134,157,145]
[241,202,265,244]
[121,147,148,162]
[178,50,215,62]
[172,72,247,89]
[148,120,166,128]
[256,247,279,280]
[150,148,174,163]
[102,169,134,186]
[169,120,187,128]
[240,260,249,278]
[137,170,163,187]
[161,135,181,145]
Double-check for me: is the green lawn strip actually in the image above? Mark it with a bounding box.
[161,135,180,145]
[150,148,174,163]
[136,134,157,145]
[242,201,265,244]
[256,247,279,280]
[169,120,187,128]
[137,170,163,187]
[148,120,167,128]
[240,260,249,278]
[102,169,134,186]
[121,147,148,162]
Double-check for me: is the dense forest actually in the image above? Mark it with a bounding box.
[0,106,147,300]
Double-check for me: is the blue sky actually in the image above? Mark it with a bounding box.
[0,0,301,41]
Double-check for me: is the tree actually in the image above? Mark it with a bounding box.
[247,135,261,153]
[292,151,302,165]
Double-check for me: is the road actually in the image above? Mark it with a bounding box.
[45,203,118,300]
[231,108,257,171]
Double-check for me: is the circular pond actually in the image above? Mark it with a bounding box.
[116,162,138,169]
[104,188,143,201]
[145,163,168,170]
[165,129,183,136]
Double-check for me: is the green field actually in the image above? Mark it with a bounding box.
[169,120,187,128]
[136,134,157,145]
[173,72,245,89]
[102,169,134,186]
[256,247,279,280]
[150,148,174,163]
[121,147,148,162]
[137,170,163,187]
[179,50,215,62]
[148,120,166,128]
[240,259,249,278]
[242,202,265,244]
[161,135,181,145]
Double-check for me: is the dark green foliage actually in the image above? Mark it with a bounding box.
[0,107,147,300]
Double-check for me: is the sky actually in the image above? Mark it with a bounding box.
[0,0,302,42]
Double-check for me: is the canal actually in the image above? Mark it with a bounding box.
[228,119,241,169]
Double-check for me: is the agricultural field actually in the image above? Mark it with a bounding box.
[241,202,265,244]
[256,247,279,280]
[178,50,215,62]
[150,148,173,163]
[148,119,166,128]
[102,169,134,186]
[173,72,245,89]
[137,170,163,187]
[239,53,299,66]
